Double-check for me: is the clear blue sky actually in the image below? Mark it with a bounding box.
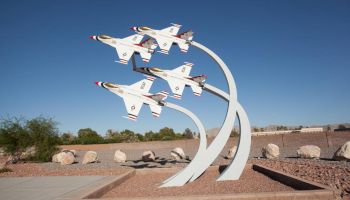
[1,1,349,135]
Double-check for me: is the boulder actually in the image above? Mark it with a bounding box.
[333,141,350,161]
[60,152,75,165]
[170,147,186,160]
[82,151,98,164]
[262,144,280,159]
[226,146,237,159]
[62,149,77,157]
[52,152,64,163]
[114,150,126,163]
[52,153,59,163]
[142,150,155,162]
[297,145,321,159]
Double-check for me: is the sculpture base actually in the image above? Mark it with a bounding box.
[84,165,337,200]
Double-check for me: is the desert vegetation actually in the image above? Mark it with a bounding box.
[60,127,196,145]
[0,116,60,162]
[0,116,197,162]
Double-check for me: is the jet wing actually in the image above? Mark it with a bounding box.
[155,37,173,54]
[115,45,134,64]
[149,104,162,118]
[122,97,143,121]
[122,34,144,44]
[167,79,185,99]
[172,62,193,77]
[128,76,155,93]
[160,24,181,36]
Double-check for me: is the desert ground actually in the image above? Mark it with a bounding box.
[1,131,349,199]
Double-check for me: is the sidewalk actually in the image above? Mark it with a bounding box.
[0,176,116,200]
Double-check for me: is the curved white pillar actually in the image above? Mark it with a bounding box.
[204,84,251,181]
[161,41,238,187]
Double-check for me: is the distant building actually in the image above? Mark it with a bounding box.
[252,127,323,136]
[334,128,350,132]
[251,130,293,136]
[300,127,323,133]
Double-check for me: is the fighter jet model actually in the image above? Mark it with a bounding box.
[139,62,206,99]
[95,77,168,121]
[130,23,193,54]
[90,34,157,64]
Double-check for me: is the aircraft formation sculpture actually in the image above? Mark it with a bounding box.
[90,23,251,188]
[91,23,199,119]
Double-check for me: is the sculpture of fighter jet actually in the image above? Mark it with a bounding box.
[130,23,193,54]
[95,77,168,121]
[90,34,157,64]
[139,62,206,99]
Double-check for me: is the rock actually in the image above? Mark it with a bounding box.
[297,145,321,159]
[82,151,98,164]
[62,149,77,157]
[114,150,126,163]
[69,150,77,157]
[226,146,237,159]
[52,152,65,163]
[142,150,155,162]
[333,141,350,161]
[60,152,75,165]
[52,153,59,163]
[170,147,186,160]
[262,144,280,159]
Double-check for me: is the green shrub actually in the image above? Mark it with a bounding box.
[136,133,144,142]
[26,117,60,162]
[0,117,32,157]
[60,132,79,145]
[183,128,194,139]
[78,128,103,144]
[0,116,60,162]
[230,130,239,137]
[144,131,159,141]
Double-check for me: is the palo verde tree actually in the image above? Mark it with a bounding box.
[0,117,31,158]
[26,117,61,161]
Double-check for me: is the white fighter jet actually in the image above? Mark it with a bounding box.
[130,23,193,54]
[90,34,157,64]
[139,62,207,99]
[95,77,168,121]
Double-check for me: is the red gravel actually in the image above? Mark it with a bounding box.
[252,159,350,200]
[0,158,132,177]
[101,166,294,198]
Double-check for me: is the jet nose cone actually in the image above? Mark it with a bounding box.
[130,27,137,31]
[95,81,101,86]
[89,35,97,40]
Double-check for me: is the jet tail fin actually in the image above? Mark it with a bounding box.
[190,74,207,84]
[150,91,169,102]
[140,38,158,50]
[177,30,194,41]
